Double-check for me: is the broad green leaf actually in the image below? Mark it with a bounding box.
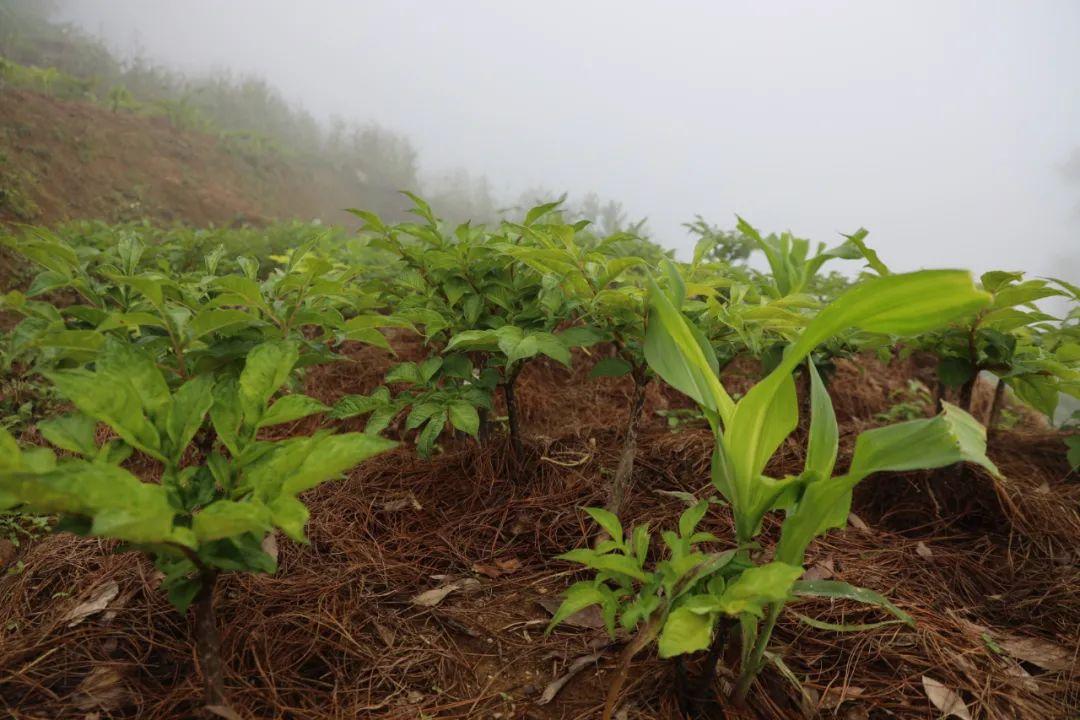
[239,340,300,425]
[0,462,183,546]
[506,332,571,367]
[792,579,914,626]
[38,412,97,457]
[165,375,215,456]
[447,400,480,437]
[257,394,329,429]
[192,500,272,542]
[280,432,397,496]
[794,613,907,632]
[557,326,605,348]
[715,562,802,618]
[96,336,171,418]
[678,501,709,539]
[558,548,650,582]
[848,403,999,481]
[189,308,260,341]
[46,369,163,460]
[584,507,624,545]
[644,278,734,422]
[938,357,976,388]
[210,376,243,456]
[804,360,838,480]
[658,605,714,658]
[590,357,633,378]
[776,404,997,565]
[269,494,310,542]
[545,581,608,635]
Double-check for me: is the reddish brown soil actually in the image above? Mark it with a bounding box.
[1,348,1077,720]
[0,88,403,227]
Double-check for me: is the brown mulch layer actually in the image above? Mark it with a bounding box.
[0,351,1077,719]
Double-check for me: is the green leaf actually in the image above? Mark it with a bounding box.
[584,507,624,545]
[165,375,214,457]
[239,340,299,425]
[558,326,605,348]
[644,277,734,422]
[525,199,564,226]
[416,413,445,457]
[192,500,272,542]
[776,403,997,565]
[848,403,999,481]
[269,494,310,542]
[804,360,838,480]
[792,579,914,626]
[45,369,163,460]
[794,613,907,632]
[678,501,709,539]
[95,336,170,418]
[38,412,97,457]
[938,357,976,388]
[0,462,184,546]
[658,605,715,658]
[545,581,608,635]
[590,357,633,378]
[189,308,260,341]
[715,562,802,618]
[507,332,571,367]
[210,376,242,456]
[447,400,480,437]
[280,432,397,496]
[257,395,329,429]
[557,548,649,582]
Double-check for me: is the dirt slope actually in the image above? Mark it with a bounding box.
[0,87,403,227]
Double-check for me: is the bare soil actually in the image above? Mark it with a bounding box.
[0,88,405,227]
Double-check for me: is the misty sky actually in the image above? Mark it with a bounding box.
[60,0,1079,281]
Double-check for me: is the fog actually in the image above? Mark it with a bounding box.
[59,0,1079,280]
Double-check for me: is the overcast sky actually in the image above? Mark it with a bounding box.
[59,0,1079,280]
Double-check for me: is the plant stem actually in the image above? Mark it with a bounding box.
[504,364,524,457]
[958,374,977,413]
[605,371,647,518]
[733,602,781,703]
[193,570,227,708]
[987,378,1006,435]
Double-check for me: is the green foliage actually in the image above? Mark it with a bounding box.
[915,271,1080,420]
[549,269,999,703]
[0,336,395,609]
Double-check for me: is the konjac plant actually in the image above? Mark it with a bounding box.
[547,269,1000,717]
[0,336,396,709]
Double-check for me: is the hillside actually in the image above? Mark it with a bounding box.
[0,87,405,227]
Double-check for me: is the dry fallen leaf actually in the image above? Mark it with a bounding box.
[64,582,120,627]
[537,652,602,705]
[205,705,244,720]
[803,559,835,582]
[472,557,522,578]
[916,541,934,559]
[73,666,128,711]
[842,705,870,720]
[996,634,1074,672]
[372,619,397,647]
[1004,662,1040,692]
[261,532,279,563]
[410,578,479,607]
[922,676,972,720]
[380,492,423,512]
[819,684,865,710]
[536,596,605,629]
[847,513,869,531]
